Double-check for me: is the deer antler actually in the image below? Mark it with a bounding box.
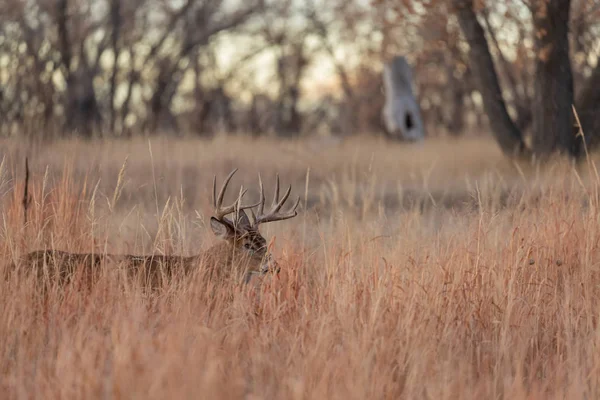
[213,169,260,222]
[251,173,300,227]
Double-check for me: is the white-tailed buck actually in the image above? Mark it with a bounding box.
[382,56,425,141]
[9,169,299,288]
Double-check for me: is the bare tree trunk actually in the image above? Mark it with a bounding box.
[65,69,103,138]
[147,62,181,134]
[120,46,137,134]
[148,69,170,133]
[275,47,289,136]
[481,8,531,132]
[191,52,210,136]
[444,56,465,136]
[56,0,102,138]
[274,44,306,138]
[453,0,529,158]
[109,0,121,134]
[531,0,579,157]
[576,57,600,147]
[56,0,72,75]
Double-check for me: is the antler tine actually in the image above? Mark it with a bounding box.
[273,184,292,212]
[215,168,238,210]
[252,173,301,226]
[212,175,217,209]
[255,195,300,224]
[213,169,259,221]
[258,173,265,216]
[235,185,247,221]
[289,196,300,215]
[272,173,280,208]
[250,173,265,226]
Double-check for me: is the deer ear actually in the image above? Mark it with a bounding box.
[236,209,252,230]
[210,217,234,239]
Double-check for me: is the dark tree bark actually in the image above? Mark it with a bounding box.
[275,45,306,138]
[576,57,600,147]
[65,68,103,138]
[147,62,178,133]
[109,0,121,133]
[531,0,580,157]
[56,0,72,73]
[56,0,103,138]
[445,58,466,136]
[453,0,529,158]
[453,0,585,159]
[120,46,137,134]
[481,9,532,132]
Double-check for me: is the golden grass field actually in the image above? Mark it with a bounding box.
[2,134,600,399]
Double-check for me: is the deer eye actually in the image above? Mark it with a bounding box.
[244,243,254,251]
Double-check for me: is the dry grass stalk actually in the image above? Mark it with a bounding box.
[1,136,600,398]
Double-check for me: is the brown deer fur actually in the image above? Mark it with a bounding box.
[8,169,299,290]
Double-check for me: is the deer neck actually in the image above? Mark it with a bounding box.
[196,241,252,280]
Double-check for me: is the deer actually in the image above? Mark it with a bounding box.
[8,169,300,289]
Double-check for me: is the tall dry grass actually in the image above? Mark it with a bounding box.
[2,135,600,399]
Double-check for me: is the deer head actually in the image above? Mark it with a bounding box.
[209,169,299,282]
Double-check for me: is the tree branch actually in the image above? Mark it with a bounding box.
[452,0,529,158]
[481,7,531,131]
[576,55,600,146]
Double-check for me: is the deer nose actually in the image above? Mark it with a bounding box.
[261,256,280,274]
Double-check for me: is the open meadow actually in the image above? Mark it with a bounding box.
[2,135,600,399]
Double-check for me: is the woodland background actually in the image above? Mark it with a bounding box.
[1,0,598,159]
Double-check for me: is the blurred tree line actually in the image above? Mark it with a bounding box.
[0,0,599,158]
